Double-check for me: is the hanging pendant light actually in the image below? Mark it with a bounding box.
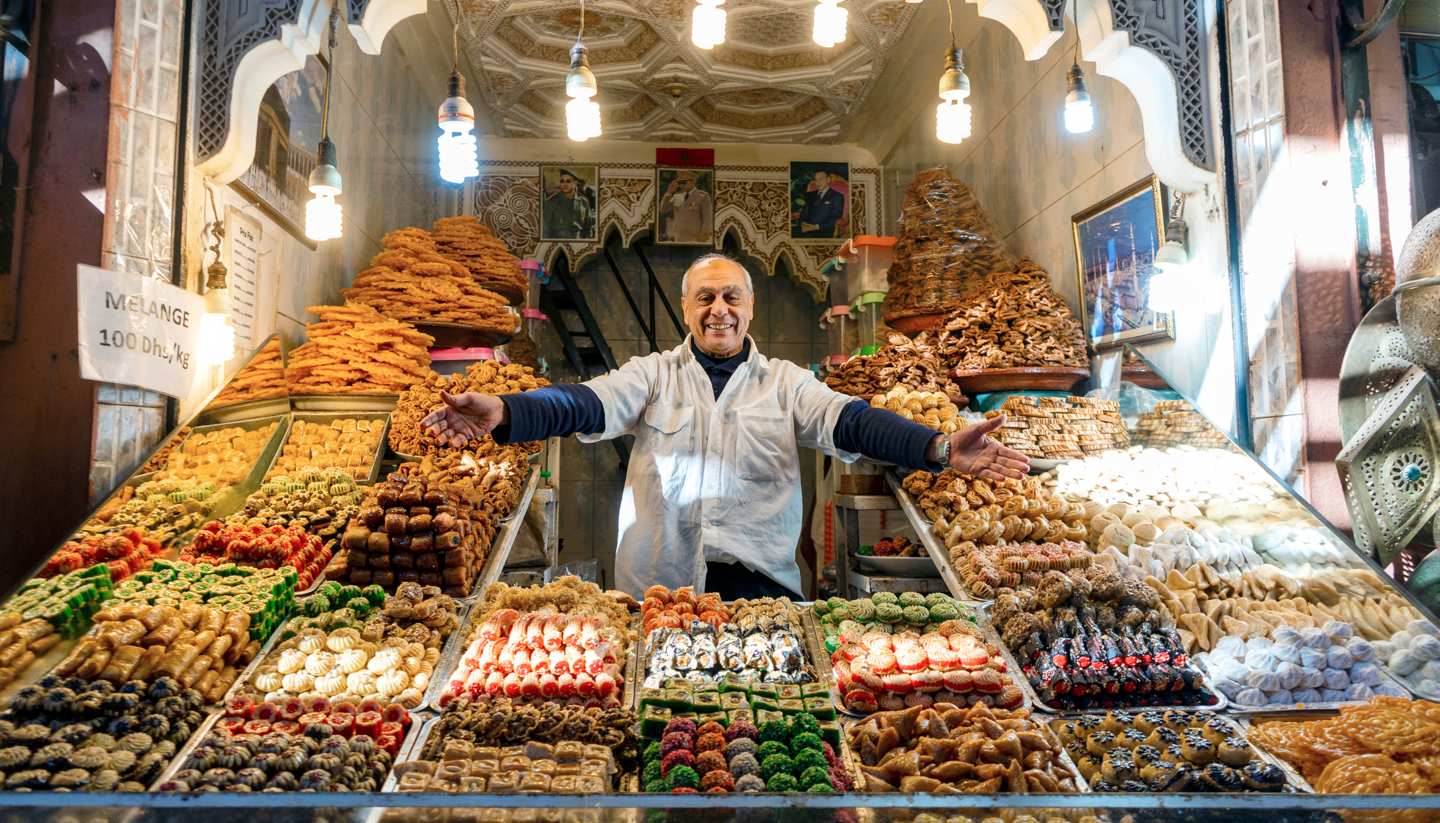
[437,22,478,184]
[305,7,343,242]
[565,0,601,141]
[934,1,971,144]
[198,190,235,366]
[1062,0,1095,134]
[813,0,847,47]
[1148,193,1189,312]
[692,0,726,49]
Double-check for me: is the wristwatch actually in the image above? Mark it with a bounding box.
[931,434,951,467]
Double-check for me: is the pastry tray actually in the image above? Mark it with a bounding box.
[887,475,985,604]
[151,703,425,792]
[636,603,820,691]
[1234,715,1322,793]
[261,410,392,486]
[195,394,291,426]
[1044,715,1311,793]
[290,393,398,412]
[426,610,641,714]
[1193,653,1409,714]
[980,604,1228,715]
[839,713,1091,794]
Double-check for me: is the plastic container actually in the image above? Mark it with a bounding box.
[520,259,546,311]
[519,308,550,374]
[820,304,853,369]
[429,346,508,376]
[852,291,885,352]
[841,235,894,299]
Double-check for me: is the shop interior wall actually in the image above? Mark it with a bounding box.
[848,0,1241,438]
[176,14,467,416]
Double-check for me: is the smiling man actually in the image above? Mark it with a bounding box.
[423,254,1028,598]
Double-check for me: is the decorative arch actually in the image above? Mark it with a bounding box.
[968,0,1216,190]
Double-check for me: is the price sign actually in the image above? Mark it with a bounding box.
[76,264,203,398]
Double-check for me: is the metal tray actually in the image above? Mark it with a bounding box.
[217,610,306,707]
[886,475,983,604]
[262,410,391,485]
[290,393,398,412]
[419,598,481,711]
[152,703,425,792]
[0,635,79,706]
[195,394,291,426]
[636,603,820,692]
[1193,653,1407,714]
[856,554,940,578]
[980,603,1227,715]
[839,712,1089,794]
[1235,715,1321,793]
[1046,715,1310,793]
[463,464,541,603]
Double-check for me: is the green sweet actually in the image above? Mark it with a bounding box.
[924,592,953,607]
[828,605,853,622]
[798,766,831,788]
[790,732,823,753]
[789,713,821,738]
[806,782,835,793]
[848,598,875,621]
[643,761,663,784]
[757,741,789,762]
[644,742,662,763]
[362,584,386,606]
[668,766,699,789]
[871,591,898,606]
[928,602,960,622]
[825,596,847,612]
[643,778,668,793]
[760,754,794,781]
[875,603,904,624]
[758,720,789,745]
[898,592,926,608]
[793,749,827,773]
[765,773,798,792]
[811,600,830,616]
[302,594,330,617]
[902,605,931,624]
[345,596,371,616]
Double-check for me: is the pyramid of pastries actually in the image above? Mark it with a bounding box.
[934,260,1089,369]
[208,338,286,407]
[342,228,518,335]
[431,216,528,304]
[286,304,435,395]
[882,168,1017,326]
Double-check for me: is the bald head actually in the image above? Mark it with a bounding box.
[681,254,754,357]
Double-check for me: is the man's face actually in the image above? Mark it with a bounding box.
[558,174,576,195]
[676,175,694,191]
[813,171,829,189]
[683,260,753,357]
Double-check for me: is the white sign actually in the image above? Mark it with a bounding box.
[77,264,204,398]
[225,206,262,352]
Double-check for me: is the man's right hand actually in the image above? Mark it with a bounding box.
[421,391,506,447]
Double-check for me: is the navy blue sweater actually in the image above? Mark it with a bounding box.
[494,343,944,471]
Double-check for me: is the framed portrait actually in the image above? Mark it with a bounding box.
[539,164,599,242]
[1071,175,1175,349]
[655,167,715,246]
[789,161,849,241]
[230,54,329,248]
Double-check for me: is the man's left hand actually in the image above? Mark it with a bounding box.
[943,415,1030,481]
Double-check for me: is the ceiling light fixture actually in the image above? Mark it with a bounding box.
[813,0,847,48]
[305,7,342,242]
[198,187,235,366]
[565,0,602,142]
[692,0,726,49]
[1062,0,1095,134]
[935,0,971,144]
[1148,193,1189,312]
[437,19,478,184]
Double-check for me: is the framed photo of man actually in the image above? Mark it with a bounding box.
[789,161,850,241]
[1071,175,1175,349]
[539,164,599,242]
[655,167,715,246]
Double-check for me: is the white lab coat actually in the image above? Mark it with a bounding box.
[578,337,859,597]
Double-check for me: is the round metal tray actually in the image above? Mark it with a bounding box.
[855,554,940,577]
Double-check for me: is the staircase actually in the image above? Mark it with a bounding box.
[538,240,685,467]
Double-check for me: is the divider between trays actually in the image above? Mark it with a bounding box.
[886,474,987,605]
[421,598,480,711]
[217,610,314,708]
[1234,715,1320,793]
[461,463,541,605]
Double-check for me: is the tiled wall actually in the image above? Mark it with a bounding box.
[90,0,186,501]
[1227,0,1306,486]
[542,242,826,588]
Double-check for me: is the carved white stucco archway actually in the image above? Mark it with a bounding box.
[196,0,1217,195]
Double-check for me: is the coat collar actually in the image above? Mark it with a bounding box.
[676,334,765,371]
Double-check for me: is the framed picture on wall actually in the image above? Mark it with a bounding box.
[655,167,714,246]
[1071,175,1175,349]
[538,164,599,242]
[230,54,329,248]
[789,161,849,241]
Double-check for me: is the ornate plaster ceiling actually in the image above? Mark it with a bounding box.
[446,0,921,143]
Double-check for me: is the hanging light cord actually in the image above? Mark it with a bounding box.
[451,17,460,72]
[944,0,956,48]
[577,0,586,44]
[1071,0,1080,65]
[320,5,337,140]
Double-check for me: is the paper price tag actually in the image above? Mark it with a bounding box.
[76,264,204,398]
